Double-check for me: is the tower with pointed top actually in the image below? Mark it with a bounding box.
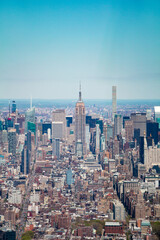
[25,99,35,133]
[75,85,86,156]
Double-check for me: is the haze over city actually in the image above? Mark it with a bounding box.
[1,0,160,99]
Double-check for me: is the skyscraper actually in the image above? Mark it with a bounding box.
[21,132,31,174]
[25,107,35,133]
[12,100,16,113]
[75,85,86,155]
[131,113,147,137]
[114,114,122,137]
[52,122,63,139]
[112,86,117,121]
[147,121,158,145]
[52,109,66,139]
[154,106,160,128]
[21,146,30,174]
[8,129,17,156]
[125,120,134,142]
[52,138,60,159]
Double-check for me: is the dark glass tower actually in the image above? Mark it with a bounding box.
[12,100,16,113]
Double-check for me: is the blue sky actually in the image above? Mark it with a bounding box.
[0,0,160,99]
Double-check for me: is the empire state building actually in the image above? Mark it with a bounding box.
[75,86,86,156]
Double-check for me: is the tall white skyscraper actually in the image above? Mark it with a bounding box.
[75,85,86,155]
[112,86,117,121]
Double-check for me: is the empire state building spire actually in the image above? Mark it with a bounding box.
[79,82,82,101]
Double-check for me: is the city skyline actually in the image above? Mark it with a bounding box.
[1,0,160,99]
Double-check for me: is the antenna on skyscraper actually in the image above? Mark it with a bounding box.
[79,81,82,101]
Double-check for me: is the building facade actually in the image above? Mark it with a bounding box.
[75,86,86,155]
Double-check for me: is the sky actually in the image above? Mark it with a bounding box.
[0,0,160,99]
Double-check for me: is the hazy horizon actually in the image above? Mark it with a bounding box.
[1,0,160,99]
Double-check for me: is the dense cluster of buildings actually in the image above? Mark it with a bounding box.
[0,87,160,239]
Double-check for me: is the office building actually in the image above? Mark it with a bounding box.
[114,114,122,137]
[139,136,144,164]
[66,116,72,127]
[5,117,13,129]
[42,133,48,145]
[146,109,152,121]
[123,116,130,128]
[125,120,134,142]
[28,121,36,136]
[0,120,3,131]
[52,109,66,139]
[85,124,90,152]
[8,129,17,156]
[0,229,16,240]
[154,106,160,128]
[100,134,105,151]
[147,121,158,145]
[134,128,140,145]
[2,130,8,144]
[86,116,103,133]
[52,122,63,139]
[123,180,139,200]
[25,107,35,133]
[17,114,25,129]
[95,124,100,154]
[21,145,30,174]
[131,113,147,137]
[112,86,117,121]
[52,138,60,159]
[108,159,116,173]
[42,121,52,134]
[26,131,32,152]
[76,140,83,157]
[75,86,86,155]
[12,100,16,113]
[15,123,20,134]
[107,124,113,141]
[8,189,22,204]
[47,128,51,140]
[66,168,74,186]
